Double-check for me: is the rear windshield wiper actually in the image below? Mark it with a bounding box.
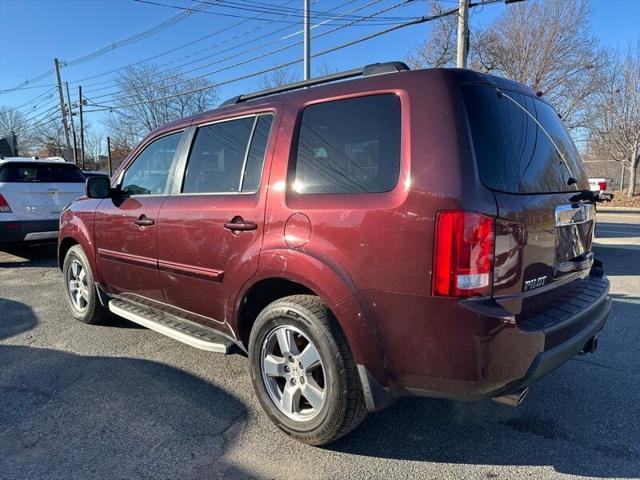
[569,190,614,203]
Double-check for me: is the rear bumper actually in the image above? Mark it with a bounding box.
[0,219,59,246]
[487,292,609,397]
[345,268,611,412]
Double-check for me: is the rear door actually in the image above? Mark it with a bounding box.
[0,162,85,221]
[95,131,184,302]
[157,113,274,327]
[462,84,594,314]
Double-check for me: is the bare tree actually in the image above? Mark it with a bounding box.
[106,64,218,144]
[406,0,457,69]
[588,45,640,196]
[33,121,67,158]
[258,63,337,90]
[314,62,337,77]
[82,126,106,171]
[406,0,607,132]
[0,106,38,154]
[259,67,299,89]
[472,0,607,131]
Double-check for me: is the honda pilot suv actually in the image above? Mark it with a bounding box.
[58,63,611,445]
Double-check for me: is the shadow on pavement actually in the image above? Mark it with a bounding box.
[0,298,253,480]
[329,294,640,478]
[593,245,640,276]
[0,244,58,269]
[594,221,640,239]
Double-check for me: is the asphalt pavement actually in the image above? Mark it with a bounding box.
[1,213,639,480]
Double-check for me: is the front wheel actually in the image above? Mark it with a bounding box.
[62,245,107,324]
[248,295,367,446]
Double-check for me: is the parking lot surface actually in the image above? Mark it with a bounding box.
[1,213,639,480]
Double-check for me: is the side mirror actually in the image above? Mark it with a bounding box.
[86,176,112,199]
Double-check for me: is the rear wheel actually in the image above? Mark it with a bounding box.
[248,295,367,446]
[63,245,107,324]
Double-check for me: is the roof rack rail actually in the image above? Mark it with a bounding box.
[220,61,410,107]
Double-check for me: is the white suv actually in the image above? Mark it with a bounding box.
[0,158,86,246]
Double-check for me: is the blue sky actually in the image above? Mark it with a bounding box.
[1,0,638,137]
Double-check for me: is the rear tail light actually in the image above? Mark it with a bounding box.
[0,194,12,213]
[432,211,495,297]
[598,181,607,191]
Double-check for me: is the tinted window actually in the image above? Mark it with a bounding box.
[241,115,273,192]
[462,85,587,194]
[0,163,85,183]
[121,132,181,195]
[183,117,254,194]
[292,94,401,194]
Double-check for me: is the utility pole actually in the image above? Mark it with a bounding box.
[107,136,113,175]
[10,131,18,156]
[65,81,77,164]
[79,85,85,170]
[303,0,311,80]
[456,0,470,68]
[54,58,72,161]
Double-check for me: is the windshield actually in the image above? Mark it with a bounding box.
[462,85,588,194]
[0,162,86,183]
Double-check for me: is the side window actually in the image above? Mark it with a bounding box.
[121,132,182,195]
[241,115,273,192]
[182,117,254,194]
[291,94,401,194]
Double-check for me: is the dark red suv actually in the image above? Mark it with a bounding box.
[58,63,611,445]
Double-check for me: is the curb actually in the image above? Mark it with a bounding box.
[597,207,640,213]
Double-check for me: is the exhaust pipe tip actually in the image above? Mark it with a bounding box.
[580,336,598,355]
[492,387,529,408]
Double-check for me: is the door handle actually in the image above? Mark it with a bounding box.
[224,219,257,231]
[134,215,154,227]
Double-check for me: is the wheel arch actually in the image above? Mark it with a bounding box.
[58,237,79,269]
[58,225,98,282]
[232,249,385,381]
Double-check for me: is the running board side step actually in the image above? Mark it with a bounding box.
[108,298,234,354]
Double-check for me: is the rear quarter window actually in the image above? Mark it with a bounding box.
[291,94,401,194]
[462,85,587,194]
[0,163,86,183]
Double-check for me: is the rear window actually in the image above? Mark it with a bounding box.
[291,94,401,194]
[0,162,86,183]
[462,85,588,194]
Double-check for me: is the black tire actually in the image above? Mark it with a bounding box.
[248,294,367,446]
[62,245,107,324]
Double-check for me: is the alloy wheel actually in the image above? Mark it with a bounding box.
[260,325,326,422]
[67,259,89,312]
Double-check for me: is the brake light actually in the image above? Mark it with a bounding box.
[432,211,495,297]
[598,181,607,191]
[0,194,12,213]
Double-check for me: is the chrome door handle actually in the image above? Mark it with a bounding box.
[224,220,257,231]
[134,215,154,227]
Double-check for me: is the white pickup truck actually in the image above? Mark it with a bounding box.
[588,177,609,192]
[0,158,86,246]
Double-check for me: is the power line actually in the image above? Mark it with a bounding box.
[21,101,60,124]
[0,0,210,94]
[134,0,418,25]
[76,0,320,93]
[1,87,57,114]
[19,105,61,137]
[85,4,460,113]
[196,0,417,21]
[62,1,211,68]
[85,0,409,105]
[83,0,385,101]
